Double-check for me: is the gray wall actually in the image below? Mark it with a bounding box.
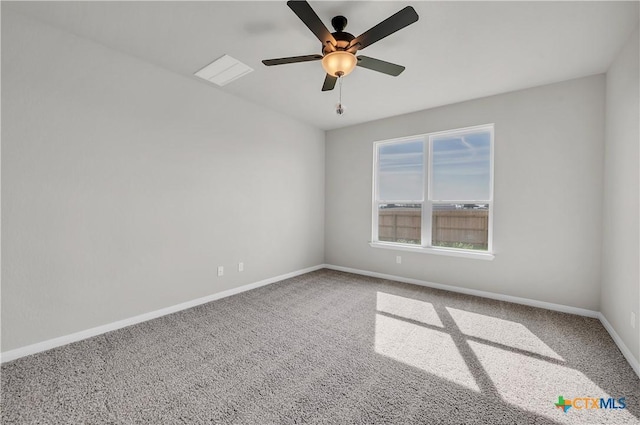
[326,75,605,311]
[1,10,325,352]
[601,27,640,363]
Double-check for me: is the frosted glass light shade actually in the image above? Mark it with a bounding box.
[321,51,357,77]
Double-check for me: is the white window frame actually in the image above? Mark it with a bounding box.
[370,124,495,260]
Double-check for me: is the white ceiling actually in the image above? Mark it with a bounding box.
[6,1,639,130]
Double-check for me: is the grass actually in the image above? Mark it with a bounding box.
[433,241,487,251]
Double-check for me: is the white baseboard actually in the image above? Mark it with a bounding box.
[598,313,640,378]
[0,264,325,364]
[4,264,638,380]
[325,264,599,318]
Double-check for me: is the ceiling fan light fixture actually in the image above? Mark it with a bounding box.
[262,1,419,91]
[321,51,357,77]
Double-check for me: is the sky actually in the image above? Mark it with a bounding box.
[377,130,491,202]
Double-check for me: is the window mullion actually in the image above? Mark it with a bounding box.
[372,147,379,242]
[422,138,431,247]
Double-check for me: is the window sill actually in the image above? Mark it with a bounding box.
[369,242,495,261]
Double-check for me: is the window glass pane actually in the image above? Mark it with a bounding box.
[431,130,491,201]
[378,203,421,245]
[377,140,424,201]
[432,203,489,251]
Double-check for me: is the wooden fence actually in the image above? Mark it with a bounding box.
[378,208,488,249]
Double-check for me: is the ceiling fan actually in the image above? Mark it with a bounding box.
[262,1,419,91]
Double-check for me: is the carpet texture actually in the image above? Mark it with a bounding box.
[2,269,639,424]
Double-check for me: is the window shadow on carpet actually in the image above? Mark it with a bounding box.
[368,273,640,425]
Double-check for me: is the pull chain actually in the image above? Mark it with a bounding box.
[336,75,345,115]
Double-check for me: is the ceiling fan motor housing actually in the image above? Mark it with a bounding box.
[323,33,355,54]
[322,16,355,55]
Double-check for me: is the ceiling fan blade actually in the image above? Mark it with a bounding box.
[262,54,323,66]
[356,56,405,76]
[350,6,418,51]
[322,74,337,91]
[287,1,337,47]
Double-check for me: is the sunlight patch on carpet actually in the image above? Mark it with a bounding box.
[447,307,563,360]
[376,292,444,328]
[375,313,479,392]
[469,341,638,424]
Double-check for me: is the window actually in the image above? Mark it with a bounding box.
[372,124,494,259]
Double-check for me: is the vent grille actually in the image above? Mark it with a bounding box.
[194,54,253,86]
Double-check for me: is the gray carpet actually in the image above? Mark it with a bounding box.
[2,269,639,424]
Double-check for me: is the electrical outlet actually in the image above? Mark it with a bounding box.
[217,266,224,277]
[238,262,244,272]
[631,312,636,329]
[396,256,402,264]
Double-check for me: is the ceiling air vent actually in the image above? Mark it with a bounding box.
[194,54,253,86]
